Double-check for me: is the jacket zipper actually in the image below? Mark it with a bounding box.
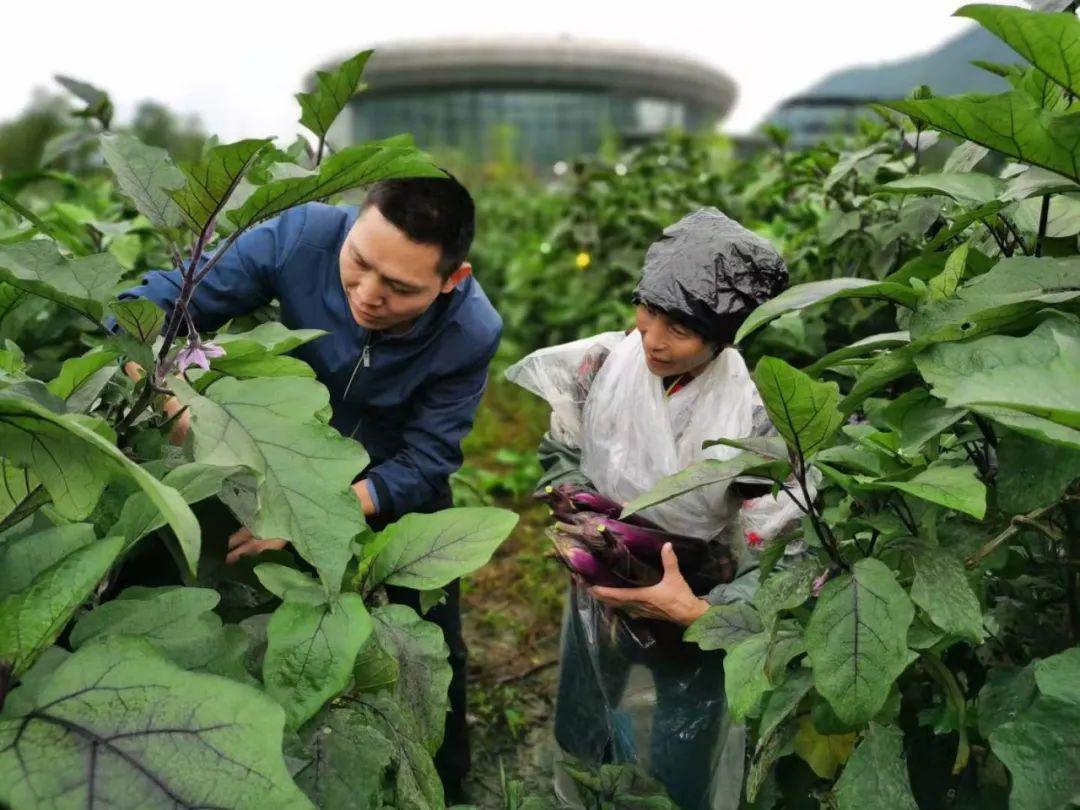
[343,332,373,402]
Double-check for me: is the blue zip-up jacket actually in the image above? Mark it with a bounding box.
[121,202,502,517]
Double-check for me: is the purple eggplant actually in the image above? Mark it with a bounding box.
[534,484,662,530]
[566,488,623,519]
[547,527,623,586]
[590,516,701,568]
[553,518,661,587]
[541,487,736,591]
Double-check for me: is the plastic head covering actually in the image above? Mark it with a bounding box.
[633,207,788,345]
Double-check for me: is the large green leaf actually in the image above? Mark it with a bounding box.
[207,322,326,381]
[793,715,855,779]
[352,632,401,695]
[366,507,518,591]
[685,603,764,652]
[747,716,798,804]
[254,562,327,605]
[0,461,39,529]
[758,667,814,749]
[45,347,118,408]
[299,693,443,810]
[959,4,1080,97]
[725,632,772,721]
[0,522,95,598]
[621,452,786,518]
[0,535,124,676]
[215,322,326,356]
[293,702,395,809]
[171,138,271,233]
[833,723,918,810]
[886,92,1080,186]
[917,314,1080,439]
[863,463,987,519]
[803,331,911,376]
[927,243,970,302]
[0,390,200,564]
[1000,165,1079,201]
[909,546,985,643]
[296,50,372,141]
[975,404,1080,450]
[978,664,1038,739]
[879,388,964,454]
[944,140,990,173]
[0,240,124,323]
[228,143,441,230]
[996,429,1080,513]
[69,585,250,681]
[1035,645,1080,704]
[175,376,369,596]
[0,637,311,810]
[910,256,1080,344]
[371,604,453,754]
[56,76,112,125]
[1015,193,1080,237]
[991,684,1080,810]
[98,133,184,232]
[878,172,1005,204]
[754,357,844,459]
[805,559,915,725]
[753,560,820,629]
[737,279,916,342]
[263,592,373,730]
[108,462,239,548]
[108,298,165,343]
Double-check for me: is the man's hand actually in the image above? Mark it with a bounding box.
[589,543,710,627]
[123,361,190,446]
[224,480,376,565]
[352,480,377,517]
[226,526,287,564]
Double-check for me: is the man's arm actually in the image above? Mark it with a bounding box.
[365,337,499,517]
[120,205,309,332]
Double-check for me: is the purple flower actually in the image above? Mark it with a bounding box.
[811,569,831,597]
[175,339,225,373]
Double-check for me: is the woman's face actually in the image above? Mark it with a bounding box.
[634,304,716,377]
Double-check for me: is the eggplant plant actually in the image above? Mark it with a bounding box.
[0,52,518,809]
[624,6,1080,807]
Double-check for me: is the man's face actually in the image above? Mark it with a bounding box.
[339,205,469,331]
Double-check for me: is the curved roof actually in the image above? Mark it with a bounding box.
[325,37,737,115]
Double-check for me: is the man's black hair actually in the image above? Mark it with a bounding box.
[361,173,475,280]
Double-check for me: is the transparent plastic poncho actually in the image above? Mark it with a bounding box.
[507,331,806,809]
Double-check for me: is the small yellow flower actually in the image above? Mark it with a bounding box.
[575,251,591,270]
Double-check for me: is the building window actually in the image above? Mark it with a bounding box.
[351,88,697,168]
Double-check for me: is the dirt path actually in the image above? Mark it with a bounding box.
[454,378,567,806]
[461,500,564,806]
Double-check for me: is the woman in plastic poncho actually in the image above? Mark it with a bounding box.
[506,209,804,810]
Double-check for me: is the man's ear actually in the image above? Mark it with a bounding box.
[441,261,472,293]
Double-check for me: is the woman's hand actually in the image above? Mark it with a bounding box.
[589,543,710,627]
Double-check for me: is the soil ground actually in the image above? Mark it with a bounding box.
[455,376,567,806]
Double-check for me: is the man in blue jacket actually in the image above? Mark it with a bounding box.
[122,176,500,799]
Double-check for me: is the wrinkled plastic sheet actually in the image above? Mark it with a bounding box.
[634,207,788,345]
[552,585,745,810]
[505,331,624,447]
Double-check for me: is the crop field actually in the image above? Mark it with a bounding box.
[0,4,1079,809]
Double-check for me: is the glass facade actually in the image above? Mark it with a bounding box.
[350,87,702,170]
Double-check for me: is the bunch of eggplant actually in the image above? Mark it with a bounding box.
[538,484,734,593]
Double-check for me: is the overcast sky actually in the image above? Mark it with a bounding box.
[3,1,1008,141]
